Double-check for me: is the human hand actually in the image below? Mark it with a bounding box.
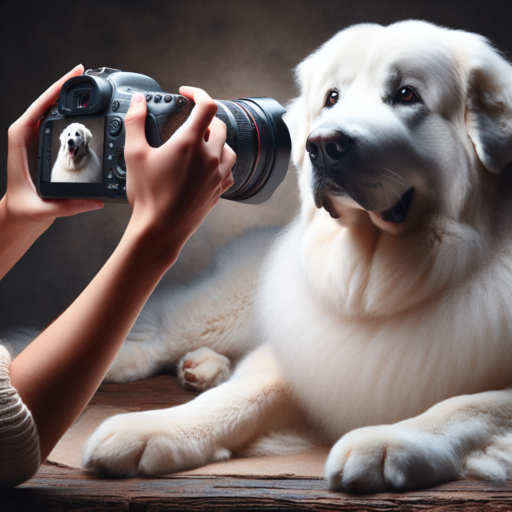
[3,64,104,231]
[122,87,236,263]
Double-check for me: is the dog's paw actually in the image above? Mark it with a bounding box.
[177,347,231,392]
[82,410,231,477]
[325,424,459,493]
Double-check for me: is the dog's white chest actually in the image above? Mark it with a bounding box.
[259,225,512,442]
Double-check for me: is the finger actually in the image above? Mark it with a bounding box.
[219,144,236,193]
[206,117,228,155]
[19,64,84,128]
[220,168,235,194]
[179,86,218,138]
[124,94,149,161]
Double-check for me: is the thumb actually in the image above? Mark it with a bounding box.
[43,199,104,219]
[124,93,149,160]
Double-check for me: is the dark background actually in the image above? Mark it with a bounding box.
[1,0,511,333]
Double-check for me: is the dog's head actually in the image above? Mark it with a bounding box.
[59,123,92,165]
[285,21,512,232]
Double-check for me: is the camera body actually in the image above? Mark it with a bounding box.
[37,67,194,203]
[37,68,291,204]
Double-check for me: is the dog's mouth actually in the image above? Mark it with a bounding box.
[314,175,415,224]
[379,188,415,224]
[69,147,79,160]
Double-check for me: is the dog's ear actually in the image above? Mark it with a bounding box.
[60,129,67,147]
[465,37,512,173]
[82,127,93,146]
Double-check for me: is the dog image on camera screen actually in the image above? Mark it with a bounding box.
[83,20,512,492]
[51,122,101,183]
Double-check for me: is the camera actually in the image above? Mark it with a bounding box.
[36,68,292,204]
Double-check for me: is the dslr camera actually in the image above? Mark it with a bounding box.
[37,68,291,204]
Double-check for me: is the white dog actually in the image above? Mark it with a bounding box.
[51,123,101,183]
[83,21,512,492]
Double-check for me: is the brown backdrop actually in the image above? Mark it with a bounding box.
[1,0,511,333]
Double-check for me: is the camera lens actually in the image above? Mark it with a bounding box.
[215,98,291,204]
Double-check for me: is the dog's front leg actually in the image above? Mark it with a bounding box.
[83,345,296,477]
[326,389,512,493]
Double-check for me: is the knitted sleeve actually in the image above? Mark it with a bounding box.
[0,345,40,488]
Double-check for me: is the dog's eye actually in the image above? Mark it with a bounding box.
[325,90,339,107]
[75,132,80,137]
[395,86,420,104]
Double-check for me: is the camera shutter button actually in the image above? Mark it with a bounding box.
[112,146,127,180]
[109,117,123,136]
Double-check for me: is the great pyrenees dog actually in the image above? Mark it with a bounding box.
[83,20,512,492]
[51,122,102,183]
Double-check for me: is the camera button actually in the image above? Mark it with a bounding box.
[145,94,153,102]
[109,117,123,136]
[112,146,127,180]
[112,100,120,112]
[164,95,172,103]
[51,107,58,116]
[177,96,188,106]
[154,94,162,103]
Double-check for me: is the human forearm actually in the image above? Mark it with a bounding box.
[6,85,235,465]
[9,221,181,461]
[0,196,50,280]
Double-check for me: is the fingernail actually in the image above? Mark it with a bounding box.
[131,93,144,104]
[83,200,103,211]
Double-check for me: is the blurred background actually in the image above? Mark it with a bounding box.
[1,0,511,333]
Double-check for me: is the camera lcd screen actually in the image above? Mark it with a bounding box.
[46,118,105,183]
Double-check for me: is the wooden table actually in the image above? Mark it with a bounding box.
[4,375,512,511]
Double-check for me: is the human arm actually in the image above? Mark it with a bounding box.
[0,64,105,281]
[8,88,236,462]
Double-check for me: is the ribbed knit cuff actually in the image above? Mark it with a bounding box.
[0,344,40,488]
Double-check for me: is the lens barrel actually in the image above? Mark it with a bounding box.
[215,98,291,204]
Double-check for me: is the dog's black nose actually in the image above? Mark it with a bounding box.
[306,129,351,165]
[67,139,74,147]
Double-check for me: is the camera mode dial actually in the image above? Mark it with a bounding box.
[112,146,126,180]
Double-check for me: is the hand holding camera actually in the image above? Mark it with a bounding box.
[0,65,104,281]
[123,87,236,261]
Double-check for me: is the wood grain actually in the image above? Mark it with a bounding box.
[5,374,512,511]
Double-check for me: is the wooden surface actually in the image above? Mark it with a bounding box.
[4,374,512,511]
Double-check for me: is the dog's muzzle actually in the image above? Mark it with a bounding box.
[305,129,414,223]
[67,139,79,160]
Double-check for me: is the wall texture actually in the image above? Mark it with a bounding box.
[1,0,511,332]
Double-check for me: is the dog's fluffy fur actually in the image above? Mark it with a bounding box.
[51,123,101,183]
[83,21,512,492]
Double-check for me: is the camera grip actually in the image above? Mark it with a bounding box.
[144,113,189,148]
[156,113,189,144]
